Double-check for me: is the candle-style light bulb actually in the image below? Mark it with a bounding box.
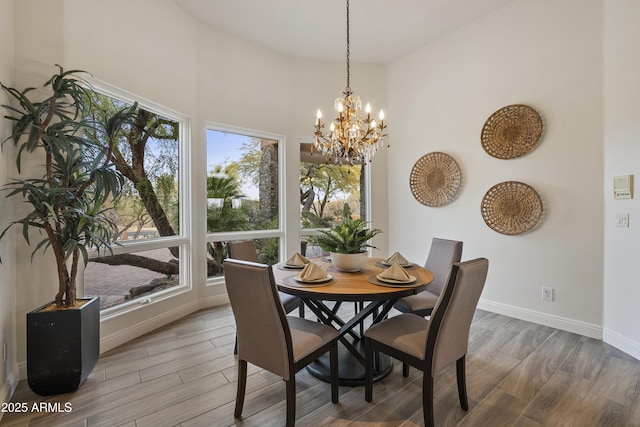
[365,103,371,114]
[317,109,322,119]
[337,102,344,113]
[330,122,335,132]
[379,110,385,121]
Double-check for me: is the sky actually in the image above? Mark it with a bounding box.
[206,129,259,199]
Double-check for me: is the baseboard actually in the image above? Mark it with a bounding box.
[15,296,233,382]
[198,294,230,310]
[18,300,202,380]
[0,366,18,421]
[603,328,640,361]
[100,294,231,354]
[477,298,603,339]
[19,299,202,379]
[99,299,201,354]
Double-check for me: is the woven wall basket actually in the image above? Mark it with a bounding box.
[409,152,462,207]
[481,181,543,235]
[481,104,543,159]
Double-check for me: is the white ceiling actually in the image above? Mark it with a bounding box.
[174,0,516,64]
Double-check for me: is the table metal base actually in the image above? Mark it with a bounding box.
[305,339,394,387]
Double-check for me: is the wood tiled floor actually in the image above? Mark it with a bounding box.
[2,306,640,426]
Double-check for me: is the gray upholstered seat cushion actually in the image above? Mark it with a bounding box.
[393,238,463,316]
[280,292,301,313]
[288,316,339,363]
[364,313,429,361]
[394,290,439,314]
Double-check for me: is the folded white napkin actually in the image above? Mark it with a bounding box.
[384,251,409,265]
[285,252,310,267]
[298,262,328,281]
[378,262,412,282]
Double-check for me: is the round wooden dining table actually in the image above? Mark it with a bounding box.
[272,257,433,386]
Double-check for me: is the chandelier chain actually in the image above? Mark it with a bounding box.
[312,0,388,164]
[345,0,350,94]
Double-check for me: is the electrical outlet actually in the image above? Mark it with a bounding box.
[542,287,554,301]
[616,213,629,228]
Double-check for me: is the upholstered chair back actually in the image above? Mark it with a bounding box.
[424,238,463,297]
[227,240,260,263]
[428,258,488,374]
[223,259,292,379]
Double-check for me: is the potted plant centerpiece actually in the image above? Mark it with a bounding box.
[316,205,382,272]
[0,66,137,396]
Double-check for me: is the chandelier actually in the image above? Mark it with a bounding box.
[313,0,388,164]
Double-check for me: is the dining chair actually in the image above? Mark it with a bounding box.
[227,240,305,355]
[393,238,463,317]
[224,259,339,427]
[227,240,304,316]
[364,258,488,427]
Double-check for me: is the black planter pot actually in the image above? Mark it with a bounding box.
[27,297,100,396]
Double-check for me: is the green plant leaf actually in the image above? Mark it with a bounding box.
[0,65,137,305]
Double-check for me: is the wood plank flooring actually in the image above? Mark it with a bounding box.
[2,306,639,426]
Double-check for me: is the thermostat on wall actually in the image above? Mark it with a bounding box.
[613,175,633,199]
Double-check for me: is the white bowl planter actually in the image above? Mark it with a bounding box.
[207,198,224,209]
[330,252,368,272]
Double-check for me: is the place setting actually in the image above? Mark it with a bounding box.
[368,262,420,288]
[375,251,417,269]
[277,252,311,270]
[283,261,334,287]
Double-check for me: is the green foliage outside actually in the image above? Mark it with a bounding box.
[300,162,361,227]
[86,93,180,240]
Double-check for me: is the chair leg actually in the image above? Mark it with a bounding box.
[402,362,410,377]
[299,302,305,318]
[373,348,380,373]
[234,359,247,418]
[423,372,435,427]
[365,338,373,402]
[330,342,339,403]
[285,377,296,427]
[456,355,469,410]
[234,336,238,355]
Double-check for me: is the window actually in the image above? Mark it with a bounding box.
[84,246,183,309]
[205,126,283,279]
[82,84,190,311]
[299,141,367,253]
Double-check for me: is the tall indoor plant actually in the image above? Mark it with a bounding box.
[316,204,382,272]
[0,65,137,395]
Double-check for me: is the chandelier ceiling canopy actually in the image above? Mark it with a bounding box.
[313,0,388,164]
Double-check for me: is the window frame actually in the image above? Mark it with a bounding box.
[298,137,372,240]
[83,79,193,317]
[204,122,286,285]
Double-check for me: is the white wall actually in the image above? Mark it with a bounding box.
[603,0,640,359]
[6,0,388,377]
[63,0,199,116]
[62,0,204,351]
[0,0,17,412]
[9,0,203,369]
[10,0,66,383]
[195,25,389,257]
[388,0,604,337]
[288,59,389,255]
[6,0,638,393]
